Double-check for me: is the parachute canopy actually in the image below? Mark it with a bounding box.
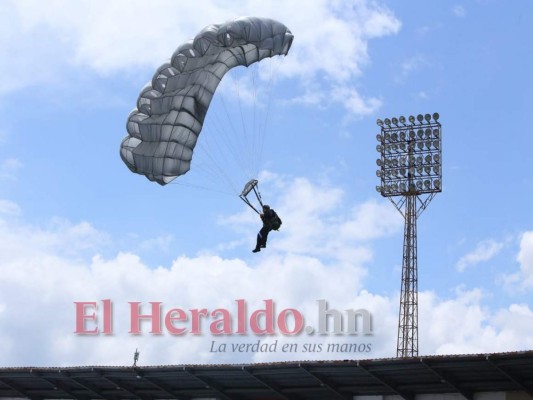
[120,17,294,185]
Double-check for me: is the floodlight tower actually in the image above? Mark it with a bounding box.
[375,113,442,358]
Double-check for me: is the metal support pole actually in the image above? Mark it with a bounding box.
[397,193,418,357]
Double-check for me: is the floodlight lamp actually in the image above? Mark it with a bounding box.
[399,182,407,192]
[409,115,415,123]
[424,113,431,122]
[417,129,424,139]
[392,169,398,177]
[434,179,441,189]
[384,133,391,141]
[424,166,431,174]
[425,141,431,149]
[433,112,439,121]
[409,166,416,175]
[409,130,416,139]
[400,168,406,176]
[400,156,407,165]
[433,165,440,174]
[376,170,382,177]
[417,142,424,150]
[417,167,423,174]
[400,132,406,141]
[417,114,424,122]
[416,156,423,165]
[391,183,398,191]
[424,180,431,188]
[376,158,383,166]
[425,155,432,163]
[392,144,398,152]
[433,140,440,149]
[384,118,391,126]
[376,134,383,142]
[416,180,423,189]
[425,128,431,138]
[392,117,399,126]
[392,158,399,166]
[391,133,398,141]
[376,185,382,193]
[377,119,384,127]
[434,154,440,163]
[376,145,383,152]
[433,129,440,138]
[399,116,406,124]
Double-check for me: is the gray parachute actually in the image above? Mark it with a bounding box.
[120,17,294,185]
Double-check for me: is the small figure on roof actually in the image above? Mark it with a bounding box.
[252,205,282,253]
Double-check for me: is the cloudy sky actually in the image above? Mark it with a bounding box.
[0,0,532,367]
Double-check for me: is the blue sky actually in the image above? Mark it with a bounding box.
[0,0,532,366]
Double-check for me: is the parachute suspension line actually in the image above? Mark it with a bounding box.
[239,179,264,214]
[250,53,261,178]
[203,60,263,194]
[254,55,281,180]
[187,118,238,194]
[210,94,250,176]
[178,54,282,199]
[168,179,235,196]
[230,62,254,179]
[213,71,255,176]
[188,146,240,195]
[197,105,245,193]
[194,77,254,194]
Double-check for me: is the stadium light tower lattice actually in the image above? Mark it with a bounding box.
[375,113,442,358]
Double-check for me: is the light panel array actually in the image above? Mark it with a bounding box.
[376,113,442,197]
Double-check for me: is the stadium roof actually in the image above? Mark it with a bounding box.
[1,351,532,400]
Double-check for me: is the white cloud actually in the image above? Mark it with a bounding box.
[1,179,532,366]
[285,84,382,118]
[0,158,23,180]
[331,86,382,118]
[0,177,402,366]
[0,199,21,216]
[0,215,110,262]
[420,288,533,354]
[139,234,174,253]
[502,231,533,291]
[517,231,533,282]
[396,55,430,84]
[455,239,505,272]
[0,0,400,117]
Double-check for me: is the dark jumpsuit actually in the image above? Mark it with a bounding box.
[255,209,275,250]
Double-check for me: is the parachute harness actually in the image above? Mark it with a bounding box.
[239,179,264,214]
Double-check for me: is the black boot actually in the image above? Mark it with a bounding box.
[253,234,262,253]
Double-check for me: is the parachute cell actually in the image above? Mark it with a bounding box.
[120,17,294,185]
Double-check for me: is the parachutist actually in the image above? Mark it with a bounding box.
[253,205,282,253]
